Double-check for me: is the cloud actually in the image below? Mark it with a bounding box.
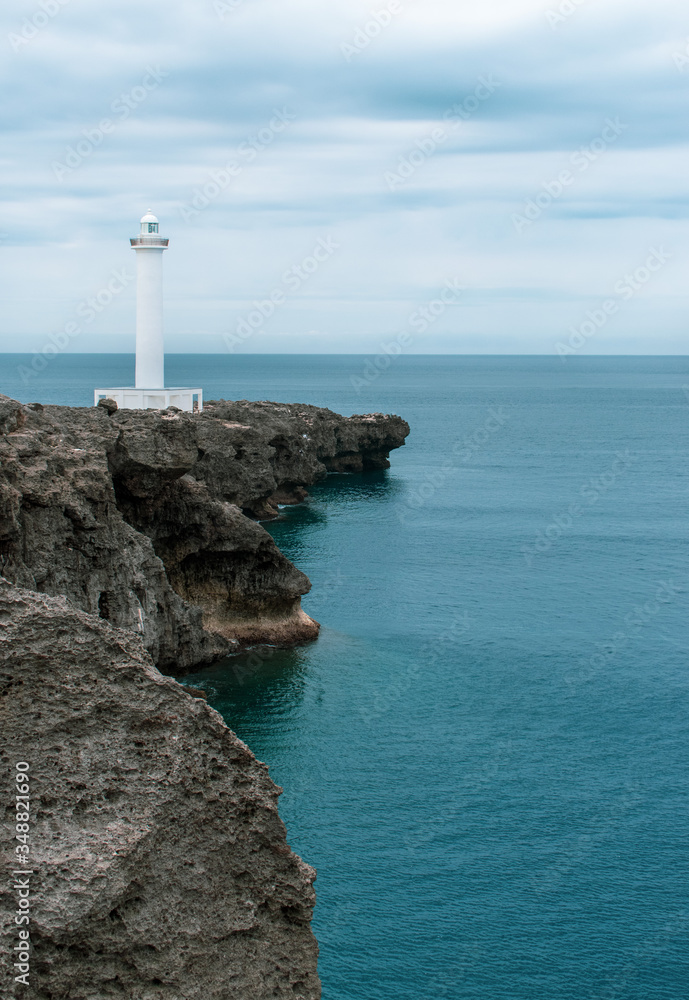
[0,0,687,355]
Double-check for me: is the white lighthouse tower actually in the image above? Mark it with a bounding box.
[94,211,203,413]
[134,210,166,390]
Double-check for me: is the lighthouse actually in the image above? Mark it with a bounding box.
[94,211,203,413]
[133,210,166,390]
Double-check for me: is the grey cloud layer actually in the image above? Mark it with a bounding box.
[1,0,687,353]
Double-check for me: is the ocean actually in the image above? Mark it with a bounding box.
[2,354,688,999]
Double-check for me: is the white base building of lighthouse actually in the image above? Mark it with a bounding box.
[94,211,202,413]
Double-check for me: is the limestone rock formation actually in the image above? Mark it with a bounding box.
[194,399,410,517]
[0,580,320,999]
[0,395,408,674]
[0,395,409,998]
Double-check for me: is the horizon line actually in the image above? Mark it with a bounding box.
[0,352,687,358]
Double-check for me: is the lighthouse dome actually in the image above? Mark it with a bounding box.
[139,210,159,235]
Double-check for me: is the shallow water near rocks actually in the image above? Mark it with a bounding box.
[4,354,689,999]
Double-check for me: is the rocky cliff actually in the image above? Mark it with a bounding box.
[0,393,408,996]
[0,395,408,674]
[0,580,321,999]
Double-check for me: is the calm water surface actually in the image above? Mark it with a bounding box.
[2,354,688,999]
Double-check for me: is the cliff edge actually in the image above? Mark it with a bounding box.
[0,580,321,999]
[0,395,409,674]
[0,393,409,996]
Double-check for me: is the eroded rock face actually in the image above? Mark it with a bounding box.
[0,580,320,1000]
[0,398,228,674]
[117,475,319,647]
[0,395,408,672]
[195,400,410,518]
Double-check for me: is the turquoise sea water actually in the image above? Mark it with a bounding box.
[2,354,688,999]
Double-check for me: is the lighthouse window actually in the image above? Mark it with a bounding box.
[147,223,158,233]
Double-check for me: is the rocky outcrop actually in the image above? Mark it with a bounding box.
[0,395,408,997]
[0,579,320,999]
[0,395,408,674]
[194,400,410,518]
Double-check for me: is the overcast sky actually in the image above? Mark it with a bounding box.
[1,0,687,354]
